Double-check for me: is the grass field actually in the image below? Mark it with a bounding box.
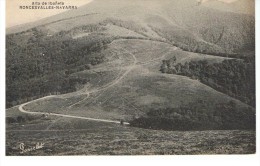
[6,118,255,155]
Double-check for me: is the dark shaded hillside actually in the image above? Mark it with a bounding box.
[160,56,255,107]
[130,100,255,130]
[6,26,113,107]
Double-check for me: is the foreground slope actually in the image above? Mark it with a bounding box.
[6,118,256,155]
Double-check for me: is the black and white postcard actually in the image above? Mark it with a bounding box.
[3,0,257,158]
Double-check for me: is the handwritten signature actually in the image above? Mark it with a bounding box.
[19,142,45,154]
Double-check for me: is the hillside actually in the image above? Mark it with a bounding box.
[6,0,255,132]
[7,0,254,55]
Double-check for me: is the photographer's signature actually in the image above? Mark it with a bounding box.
[19,142,45,154]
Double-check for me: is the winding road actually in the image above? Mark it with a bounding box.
[18,96,130,125]
[17,46,139,126]
[17,38,181,127]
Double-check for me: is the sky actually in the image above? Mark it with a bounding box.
[6,0,93,27]
[199,0,239,3]
[6,0,240,28]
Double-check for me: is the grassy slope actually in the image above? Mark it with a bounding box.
[15,39,252,128]
[6,122,255,155]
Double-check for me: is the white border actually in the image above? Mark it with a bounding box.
[0,0,259,166]
[0,0,6,164]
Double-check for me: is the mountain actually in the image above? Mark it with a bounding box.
[6,0,255,131]
[200,0,254,15]
[7,0,255,55]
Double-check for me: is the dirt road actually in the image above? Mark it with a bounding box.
[17,47,138,125]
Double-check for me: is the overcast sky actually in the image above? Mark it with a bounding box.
[199,0,238,3]
[6,0,93,27]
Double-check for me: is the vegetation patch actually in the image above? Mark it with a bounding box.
[6,27,113,108]
[130,100,255,131]
[160,56,255,107]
